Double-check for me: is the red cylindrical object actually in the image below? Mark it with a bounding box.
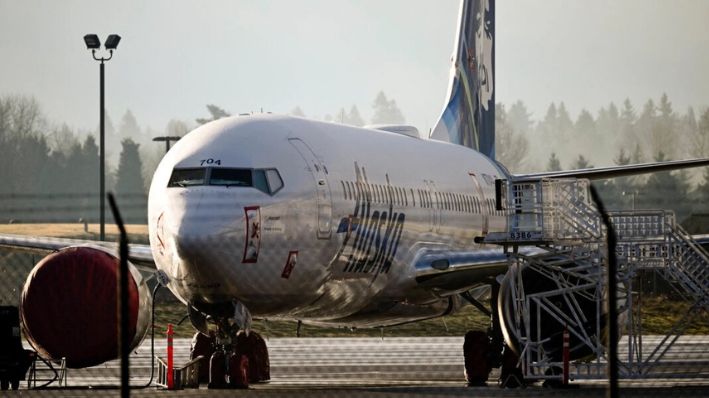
[562,326,570,385]
[20,247,142,368]
[167,324,174,389]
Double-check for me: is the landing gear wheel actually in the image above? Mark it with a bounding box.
[11,379,19,390]
[208,350,227,389]
[228,353,249,389]
[234,331,270,383]
[463,330,491,386]
[191,330,217,384]
[1,379,9,391]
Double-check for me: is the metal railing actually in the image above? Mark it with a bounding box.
[487,178,709,382]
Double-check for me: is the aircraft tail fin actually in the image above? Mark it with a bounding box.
[430,0,495,159]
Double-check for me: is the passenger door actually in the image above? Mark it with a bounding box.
[289,138,332,239]
[469,172,489,235]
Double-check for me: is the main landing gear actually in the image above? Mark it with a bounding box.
[189,301,270,389]
[461,282,524,388]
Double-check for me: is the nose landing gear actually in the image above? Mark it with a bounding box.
[195,301,270,389]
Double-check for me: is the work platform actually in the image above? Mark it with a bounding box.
[485,178,709,382]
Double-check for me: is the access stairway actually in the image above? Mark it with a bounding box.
[485,178,709,381]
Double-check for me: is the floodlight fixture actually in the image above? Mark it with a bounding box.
[84,34,101,50]
[105,34,121,50]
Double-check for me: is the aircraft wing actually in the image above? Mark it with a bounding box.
[413,248,509,295]
[0,233,155,270]
[412,247,549,296]
[413,233,709,296]
[513,158,709,182]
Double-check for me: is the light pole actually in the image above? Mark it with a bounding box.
[84,34,121,241]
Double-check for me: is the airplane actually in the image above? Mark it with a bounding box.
[2,0,709,388]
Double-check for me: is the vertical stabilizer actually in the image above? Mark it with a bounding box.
[430,0,495,159]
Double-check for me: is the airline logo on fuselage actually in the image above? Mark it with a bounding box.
[336,188,405,276]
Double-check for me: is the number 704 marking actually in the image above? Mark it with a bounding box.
[200,158,221,166]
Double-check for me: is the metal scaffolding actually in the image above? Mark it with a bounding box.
[487,178,709,382]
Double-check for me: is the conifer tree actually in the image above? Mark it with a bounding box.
[547,152,561,171]
[371,91,405,124]
[115,138,145,196]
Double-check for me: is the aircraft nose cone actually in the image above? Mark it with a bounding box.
[166,191,245,283]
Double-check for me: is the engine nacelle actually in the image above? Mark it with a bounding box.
[497,258,611,362]
[20,246,152,368]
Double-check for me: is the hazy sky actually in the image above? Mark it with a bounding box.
[1,0,708,135]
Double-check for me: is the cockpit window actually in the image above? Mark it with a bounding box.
[265,169,284,194]
[252,170,269,194]
[167,166,283,195]
[168,168,206,187]
[209,168,252,187]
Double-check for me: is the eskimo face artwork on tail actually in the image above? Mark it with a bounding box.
[430,0,495,160]
[475,0,494,113]
[242,206,261,263]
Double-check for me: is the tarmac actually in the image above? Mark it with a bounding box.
[5,336,709,397]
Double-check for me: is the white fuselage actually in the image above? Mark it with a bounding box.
[148,114,507,327]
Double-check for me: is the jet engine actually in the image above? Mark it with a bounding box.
[497,255,618,362]
[20,246,152,368]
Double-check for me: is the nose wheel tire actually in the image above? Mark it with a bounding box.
[235,331,270,383]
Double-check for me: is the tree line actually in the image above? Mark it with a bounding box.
[289,91,405,126]
[0,95,190,223]
[1,91,707,225]
[496,94,709,222]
